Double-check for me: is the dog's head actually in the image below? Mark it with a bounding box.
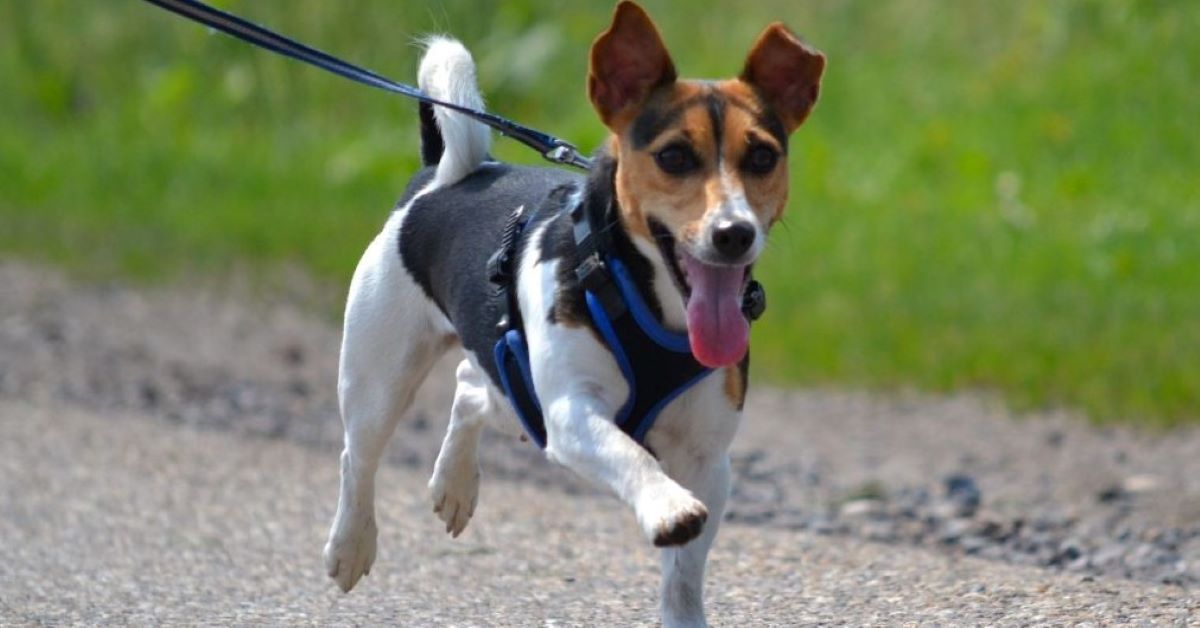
[587,1,825,368]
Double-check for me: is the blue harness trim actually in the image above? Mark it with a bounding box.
[494,254,714,450]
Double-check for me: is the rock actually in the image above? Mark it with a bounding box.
[960,535,990,555]
[1050,539,1085,567]
[1125,543,1165,570]
[1121,474,1161,495]
[973,516,1012,542]
[944,474,982,518]
[1092,544,1127,567]
[839,498,885,519]
[1096,484,1126,503]
[939,518,974,545]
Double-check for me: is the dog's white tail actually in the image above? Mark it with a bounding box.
[417,37,491,187]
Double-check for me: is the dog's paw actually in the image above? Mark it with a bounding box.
[637,484,708,547]
[323,512,377,593]
[428,463,480,538]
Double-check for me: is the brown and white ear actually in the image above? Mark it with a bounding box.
[741,23,825,133]
[588,1,677,128]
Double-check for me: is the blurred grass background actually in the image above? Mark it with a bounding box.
[1,1,1197,425]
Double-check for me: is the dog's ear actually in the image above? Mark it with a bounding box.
[588,1,676,128]
[741,23,825,133]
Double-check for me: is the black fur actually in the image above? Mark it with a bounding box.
[397,162,580,385]
[418,102,444,167]
[629,88,788,155]
[704,91,725,160]
[630,95,683,150]
[397,148,671,388]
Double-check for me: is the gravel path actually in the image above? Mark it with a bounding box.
[1,262,1198,623]
[2,400,1195,626]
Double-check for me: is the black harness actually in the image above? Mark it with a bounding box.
[488,194,765,450]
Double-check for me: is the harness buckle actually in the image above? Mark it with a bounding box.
[575,253,605,290]
[486,248,511,286]
[576,254,627,318]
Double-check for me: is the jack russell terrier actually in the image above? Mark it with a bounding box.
[324,3,824,624]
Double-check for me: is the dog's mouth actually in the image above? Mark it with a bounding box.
[649,220,751,368]
[649,220,692,300]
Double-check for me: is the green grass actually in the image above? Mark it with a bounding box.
[1,1,1197,425]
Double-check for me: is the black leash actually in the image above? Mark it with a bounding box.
[141,0,592,171]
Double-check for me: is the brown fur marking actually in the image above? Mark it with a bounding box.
[723,364,746,410]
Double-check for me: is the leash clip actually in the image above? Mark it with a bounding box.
[545,142,592,170]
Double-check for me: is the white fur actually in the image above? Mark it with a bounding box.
[418,36,491,187]
[325,37,742,627]
[323,196,456,592]
[710,165,767,260]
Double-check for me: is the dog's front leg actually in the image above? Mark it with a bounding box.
[658,455,731,628]
[541,391,709,548]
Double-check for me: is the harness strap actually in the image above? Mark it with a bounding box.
[488,204,550,447]
[487,205,532,333]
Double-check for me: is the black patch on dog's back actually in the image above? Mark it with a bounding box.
[398,163,580,383]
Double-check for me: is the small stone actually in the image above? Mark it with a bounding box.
[1125,543,1162,570]
[839,498,884,519]
[1051,539,1084,566]
[939,518,973,545]
[974,516,1011,542]
[944,474,982,517]
[1122,474,1161,495]
[960,535,989,555]
[1096,485,1125,503]
[1092,544,1126,567]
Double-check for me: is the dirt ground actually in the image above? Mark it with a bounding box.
[1,262,1197,625]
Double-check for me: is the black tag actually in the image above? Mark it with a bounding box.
[742,280,767,321]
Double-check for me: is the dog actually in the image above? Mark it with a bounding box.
[323,2,824,624]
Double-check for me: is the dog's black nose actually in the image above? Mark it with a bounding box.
[711,220,756,260]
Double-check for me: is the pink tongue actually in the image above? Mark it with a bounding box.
[683,255,749,368]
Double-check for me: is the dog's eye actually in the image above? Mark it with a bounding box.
[654,145,699,176]
[742,144,779,175]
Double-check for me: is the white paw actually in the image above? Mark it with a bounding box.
[637,483,708,547]
[428,462,480,538]
[323,511,377,593]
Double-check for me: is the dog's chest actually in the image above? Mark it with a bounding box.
[644,368,742,460]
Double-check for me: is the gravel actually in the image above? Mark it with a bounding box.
[2,261,1199,590]
[4,400,1197,625]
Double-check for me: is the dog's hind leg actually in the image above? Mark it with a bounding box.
[428,358,492,537]
[324,223,452,593]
